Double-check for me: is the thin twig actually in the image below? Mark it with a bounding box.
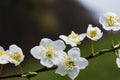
[0,44,120,79]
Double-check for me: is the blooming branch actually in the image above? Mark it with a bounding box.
[0,43,120,79]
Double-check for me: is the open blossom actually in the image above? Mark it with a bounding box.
[30,38,66,68]
[0,46,9,64]
[87,24,103,41]
[116,50,120,68]
[59,31,86,47]
[7,44,25,66]
[99,12,120,31]
[55,47,88,80]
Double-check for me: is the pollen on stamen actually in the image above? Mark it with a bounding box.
[68,34,79,39]
[90,30,97,38]
[63,57,75,71]
[107,16,119,26]
[11,52,21,62]
[0,51,8,56]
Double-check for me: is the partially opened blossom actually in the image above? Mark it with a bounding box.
[7,45,25,66]
[55,47,88,80]
[59,31,86,47]
[116,50,120,68]
[99,12,120,31]
[30,38,66,68]
[0,46,9,64]
[87,24,103,41]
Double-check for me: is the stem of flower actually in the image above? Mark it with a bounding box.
[110,30,118,57]
[18,65,24,75]
[114,50,119,58]
[110,30,114,47]
[91,40,95,56]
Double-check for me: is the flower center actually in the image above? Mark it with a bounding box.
[63,57,75,71]
[11,52,21,62]
[90,30,97,38]
[46,50,54,58]
[0,51,8,56]
[46,45,55,58]
[68,33,79,39]
[107,16,119,26]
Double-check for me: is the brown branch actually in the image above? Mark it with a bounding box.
[0,44,120,79]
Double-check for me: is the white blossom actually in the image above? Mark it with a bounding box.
[30,38,66,68]
[7,44,25,66]
[0,46,9,64]
[55,47,88,80]
[87,24,103,41]
[116,50,120,68]
[59,31,86,47]
[99,12,120,31]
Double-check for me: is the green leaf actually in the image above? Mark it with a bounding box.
[26,72,38,79]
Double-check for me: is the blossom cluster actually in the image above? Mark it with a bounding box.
[0,12,120,80]
[30,12,120,80]
[0,45,24,66]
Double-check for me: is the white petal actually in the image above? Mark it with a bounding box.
[87,24,93,32]
[59,35,76,47]
[9,44,23,55]
[71,31,76,34]
[55,66,68,76]
[90,32,103,41]
[40,58,53,68]
[53,40,66,51]
[116,58,120,68]
[118,50,120,57]
[111,25,120,31]
[40,38,53,47]
[8,58,21,66]
[68,41,77,47]
[68,47,80,58]
[102,25,112,31]
[59,35,68,42]
[30,46,46,59]
[52,51,67,65]
[79,33,86,41]
[75,58,88,69]
[68,67,80,80]
[0,60,9,64]
[0,46,4,51]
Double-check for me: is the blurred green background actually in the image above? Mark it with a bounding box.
[0,0,120,80]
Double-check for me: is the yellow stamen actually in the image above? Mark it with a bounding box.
[46,45,56,58]
[0,51,8,56]
[11,52,21,62]
[90,30,97,38]
[46,50,54,58]
[107,16,119,26]
[63,57,75,71]
[68,33,79,39]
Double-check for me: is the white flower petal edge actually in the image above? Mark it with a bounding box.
[30,46,46,60]
[68,47,80,59]
[0,46,9,64]
[30,38,66,68]
[59,31,86,47]
[55,47,88,80]
[53,40,66,51]
[116,50,120,68]
[68,67,80,80]
[87,24,103,41]
[8,44,25,66]
[99,12,120,31]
